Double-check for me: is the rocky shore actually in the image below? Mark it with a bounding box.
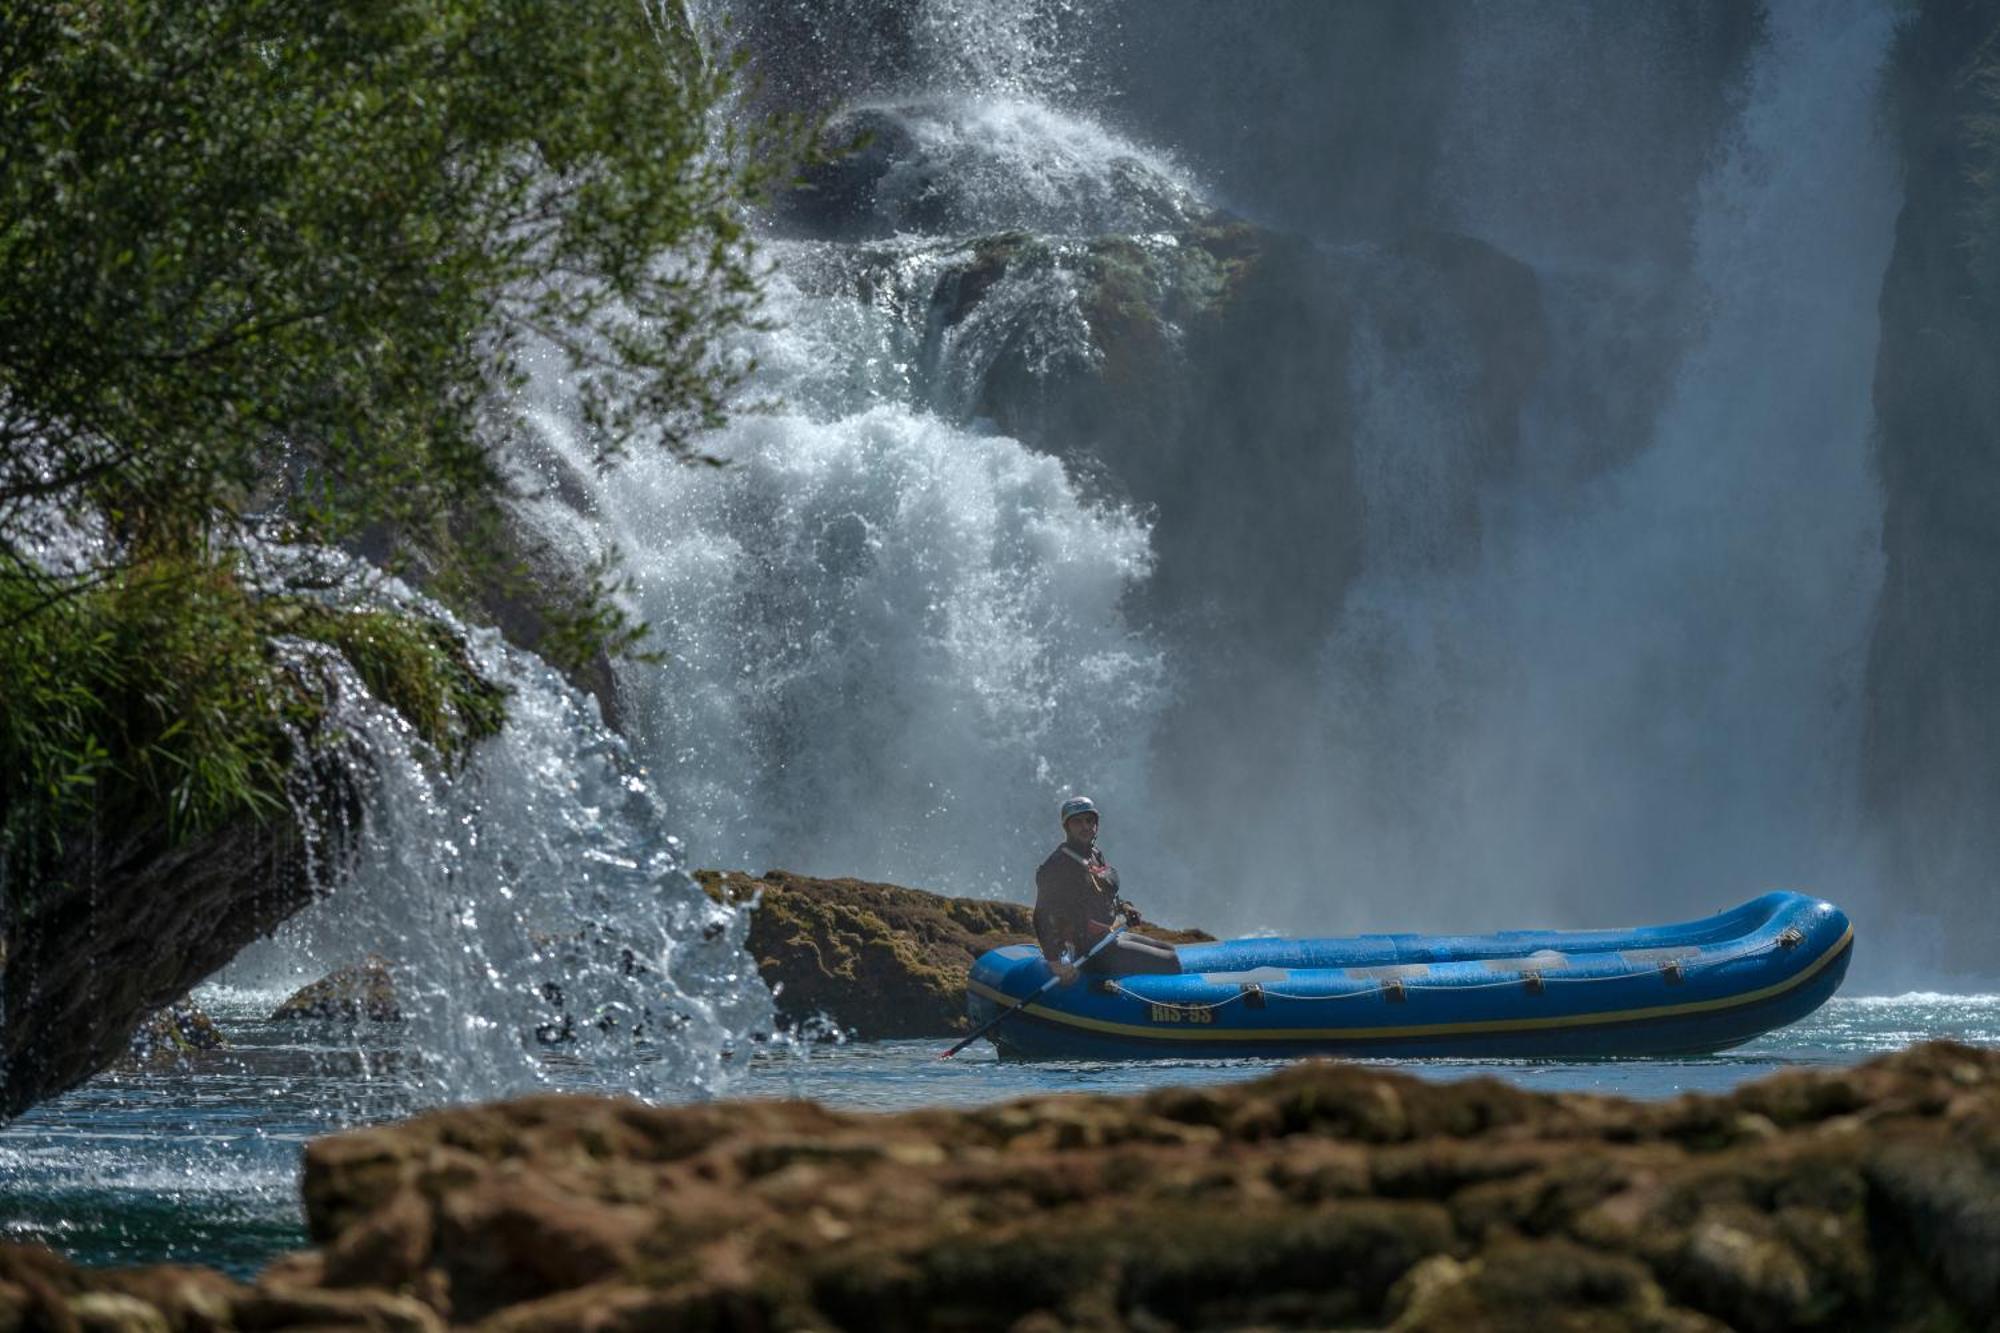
[2,1041,1995,1330]
[696,869,1211,1038]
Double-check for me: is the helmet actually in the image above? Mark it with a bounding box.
[1059,795,1098,826]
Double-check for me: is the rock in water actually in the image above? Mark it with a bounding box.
[696,868,1210,1038]
[123,997,226,1066]
[270,956,401,1023]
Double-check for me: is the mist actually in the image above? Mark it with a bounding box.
[511,0,1964,989]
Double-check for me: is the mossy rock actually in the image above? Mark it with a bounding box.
[122,997,226,1067]
[277,603,508,763]
[695,869,1211,1038]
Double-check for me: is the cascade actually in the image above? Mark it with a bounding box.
[506,0,1909,977]
[1300,0,1900,935]
[515,254,1167,899]
[219,556,770,1105]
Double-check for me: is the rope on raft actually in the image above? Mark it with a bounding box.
[1095,936,1793,1015]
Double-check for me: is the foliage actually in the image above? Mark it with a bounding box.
[0,556,508,901]
[0,558,303,898]
[0,0,805,604]
[1889,0,2000,301]
[278,604,508,762]
[0,0,809,890]
[1959,26,2000,297]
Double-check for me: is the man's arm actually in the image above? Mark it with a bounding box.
[1033,858,1078,961]
[1031,875,1083,984]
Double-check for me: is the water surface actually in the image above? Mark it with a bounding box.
[2,990,1992,1277]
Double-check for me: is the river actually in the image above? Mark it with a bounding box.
[3,987,1994,1276]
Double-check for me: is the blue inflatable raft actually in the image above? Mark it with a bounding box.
[965,891,1852,1060]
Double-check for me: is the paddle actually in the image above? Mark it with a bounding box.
[940,915,1129,1060]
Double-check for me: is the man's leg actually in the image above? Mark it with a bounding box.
[1082,934,1183,976]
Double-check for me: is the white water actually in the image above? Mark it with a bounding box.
[519,334,1163,897]
[219,559,770,1105]
[507,2,1914,978]
[840,96,1203,238]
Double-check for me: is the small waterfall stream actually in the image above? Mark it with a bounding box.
[219,558,771,1105]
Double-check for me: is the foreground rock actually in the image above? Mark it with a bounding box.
[6,1042,1997,1329]
[286,1041,2000,1331]
[698,868,1211,1037]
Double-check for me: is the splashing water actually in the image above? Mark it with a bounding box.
[825,96,1204,240]
[221,558,771,1107]
[520,390,1162,897]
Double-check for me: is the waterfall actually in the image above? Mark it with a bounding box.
[501,1,1916,979]
[516,252,1167,899]
[1296,0,1899,936]
[219,556,771,1105]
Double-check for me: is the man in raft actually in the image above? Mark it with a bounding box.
[1034,796,1183,980]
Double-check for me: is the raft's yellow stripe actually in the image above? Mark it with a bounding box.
[965,925,1854,1043]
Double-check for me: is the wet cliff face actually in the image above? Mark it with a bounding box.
[1863,0,2000,979]
[0,660,365,1120]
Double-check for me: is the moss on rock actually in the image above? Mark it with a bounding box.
[270,956,402,1024]
[280,604,507,763]
[122,996,226,1067]
[0,558,506,1118]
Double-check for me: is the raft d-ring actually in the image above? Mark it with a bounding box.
[1659,959,1686,985]
[1241,983,1267,1010]
[1382,978,1407,1003]
[1522,969,1545,996]
[1778,927,1804,949]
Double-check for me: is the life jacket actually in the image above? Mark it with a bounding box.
[1060,842,1116,895]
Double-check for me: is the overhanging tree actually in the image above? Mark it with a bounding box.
[0,0,807,875]
[0,0,801,599]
